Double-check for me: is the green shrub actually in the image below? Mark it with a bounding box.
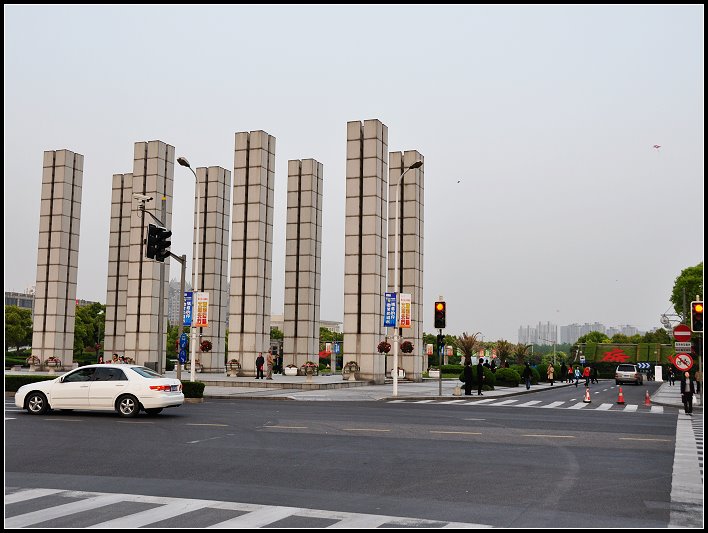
[494,368,521,387]
[510,365,540,385]
[181,380,205,398]
[440,364,464,374]
[459,365,496,389]
[4,374,57,392]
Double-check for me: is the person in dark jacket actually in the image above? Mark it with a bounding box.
[463,361,473,395]
[560,363,567,383]
[680,371,696,414]
[522,362,533,390]
[255,352,265,379]
[476,359,485,395]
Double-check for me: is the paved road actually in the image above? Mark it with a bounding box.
[5,394,703,528]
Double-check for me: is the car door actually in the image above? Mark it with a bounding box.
[90,367,129,408]
[50,367,96,408]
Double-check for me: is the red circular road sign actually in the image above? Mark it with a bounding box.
[673,353,694,371]
[673,324,692,342]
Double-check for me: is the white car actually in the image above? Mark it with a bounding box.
[15,364,184,417]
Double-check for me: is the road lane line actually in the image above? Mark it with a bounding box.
[619,437,672,442]
[262,425,308,429]
[44,418,83,422]
[342,428,390,432]
[523,435,575,438]
[186,423,229,427]
[430,431,482,435]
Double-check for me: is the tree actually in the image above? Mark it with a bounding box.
[5,305,32,352]
[456,332,482,365]
[642,328,671,344]
[577,331,610,344]
[494,339,514,364]
[512,343,531,364]
[73,302,105,356]
[671,262,703,322]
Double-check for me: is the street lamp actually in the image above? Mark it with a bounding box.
[542,338,556,365]
[392,160,423,397]
[177,156,200,383]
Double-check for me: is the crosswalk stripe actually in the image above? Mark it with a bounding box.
[89,499,215,528]
[540,401,566,409]
[490,400,518,406]
[651,405,664,414]
[516,400,542,407]
[4,488,65,504]
[5,494,126,528]
[414,400,434,403]
[438,399,467,404]
[388,400,406,403]
[468,398,496,404]
[623,405,638,412]
[568,402,589,409]
[596,403,613,410]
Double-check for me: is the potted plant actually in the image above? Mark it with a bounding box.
[185,359,202,372]
[428,367,441,379]
[400,341,414,354]
[200,340,213,353]
[342,360,360,380]
[226,359,241,376]
[396,367,406,379]
[284,364,298,376]
[301,361,318,376]
[377,341,391,354]
[44,356,62,373]
[26,355,40,371]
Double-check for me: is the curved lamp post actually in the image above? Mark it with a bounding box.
[392,160,423,397]
[177,156,200,383]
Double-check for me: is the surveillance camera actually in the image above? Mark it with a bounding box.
[133,193,153,202]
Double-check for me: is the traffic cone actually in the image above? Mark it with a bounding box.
[644,390,651,406]
[583,387,592,403]
[617,386,625,405]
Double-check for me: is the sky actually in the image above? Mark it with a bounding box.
[4,5,704,342]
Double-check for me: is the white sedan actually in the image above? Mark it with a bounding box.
[15,364,184,417]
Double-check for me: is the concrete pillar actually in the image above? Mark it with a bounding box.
[32,150,84,369]
[228,131,276,375]
[283,159,323,369]
[343,119,388,383]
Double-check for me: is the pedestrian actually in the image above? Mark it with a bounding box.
[547,363,554,386]
[490,359,497,373]
[668,365,675,386]
[476,358,485,395]
[522,362,532,390]
[567,365,573,383]
[97,355,105,364]
[503,360,510,368]
[463,361,473,395]
[560,362,567,383]
[266,350,274,380]
[112,353,119,364]
[591,365,599,384]
[573,366,581,387]
[695,369,702,394]
[680,371,695,415]
[583,365,591,387]
[255,352,265,379]
[483,359,491,370]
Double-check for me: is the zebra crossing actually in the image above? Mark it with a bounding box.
[4,487,491,528]
[387,398,669,413]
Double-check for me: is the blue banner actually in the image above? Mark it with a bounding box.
[179,333,189,349]
[333,342,340,354]
[384,292,397,328]
[183,292,193,326]
[178,349,187,364]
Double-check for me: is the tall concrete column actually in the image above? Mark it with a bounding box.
[125,140,175,367]
[32,150,84,369]
[104,173,132,358]
[283,159,323,369]
[387,151,424,381]
[193,166,231,372]
[343,119,388,383]
[229,131,276,375]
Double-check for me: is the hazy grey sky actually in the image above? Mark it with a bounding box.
[4,5,704,342]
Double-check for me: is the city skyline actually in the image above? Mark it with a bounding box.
[4,6,703,342]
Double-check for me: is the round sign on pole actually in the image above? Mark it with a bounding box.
[673,324,692,342]
[673,353,694,372]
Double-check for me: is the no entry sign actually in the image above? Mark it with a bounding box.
[673,324,692,342]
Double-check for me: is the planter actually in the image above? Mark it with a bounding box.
[284,367,298,376]
[397,369,405,379]
[428,369,441,379]
[227,369,238,377]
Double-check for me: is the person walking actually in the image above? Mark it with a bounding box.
[591,365,599,384]
[560,362,567,383]
[573,366,581,387]
[463,361,474,395]
[522,362,533,390]
[476,358,485,395]
[695,369,702,394]
[547,363,555,386]
[668,365,675,386]
[255,352,265,380]
[266,350,274,380]
[680,371,696,415]
[567,365,573,383]
[582,365,591,387]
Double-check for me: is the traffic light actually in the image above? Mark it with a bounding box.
[434,301,446,329]
[145,223,172,262]
[691,301,703,332]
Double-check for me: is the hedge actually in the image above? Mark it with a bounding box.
[511,365,540,385]
[494,368,521,387]
[181,380,205,398]
[5,374,57,392]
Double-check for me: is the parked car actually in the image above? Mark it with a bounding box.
[15,364,183,417]
[615,364,644,386]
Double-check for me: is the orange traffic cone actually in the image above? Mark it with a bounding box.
[617,386,625,404]
[644,390,651,406]
[583,387,592,403]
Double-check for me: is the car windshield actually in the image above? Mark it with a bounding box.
[129,367,163,379]
[617,364,636,372]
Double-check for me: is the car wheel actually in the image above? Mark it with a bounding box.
[145,408,163,416]
[26,392,49,415]
[116,395,140,418]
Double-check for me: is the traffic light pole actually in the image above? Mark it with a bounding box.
[438,329,443,396]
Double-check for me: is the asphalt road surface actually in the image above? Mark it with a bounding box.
[5,383,702,528]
